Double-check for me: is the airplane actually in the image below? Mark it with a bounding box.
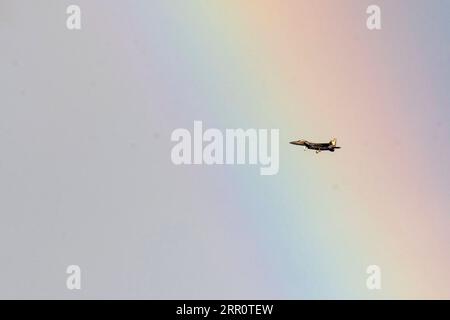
[290,138,341,153]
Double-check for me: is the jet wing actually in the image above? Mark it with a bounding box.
[307,143,329,148]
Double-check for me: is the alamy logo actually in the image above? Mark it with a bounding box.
[366,5,381,30]
[66,5,81,30]
[171,121,279,175]
[66,265,81,290]
[366,265,382,290]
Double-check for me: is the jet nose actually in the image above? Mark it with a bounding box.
[290,140,304,145]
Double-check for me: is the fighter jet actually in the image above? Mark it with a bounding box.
[290,138,341,153]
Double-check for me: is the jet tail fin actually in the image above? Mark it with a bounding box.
[330,138,337,146]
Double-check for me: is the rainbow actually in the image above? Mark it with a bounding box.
[94,1,450,298]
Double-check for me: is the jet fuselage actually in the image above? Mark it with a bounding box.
[290,139,341,153]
